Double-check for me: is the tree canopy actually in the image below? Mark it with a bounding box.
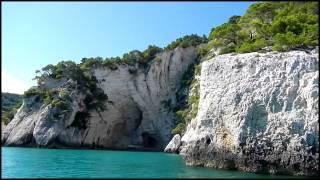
[165,34,208,51]
[207,2,318,54]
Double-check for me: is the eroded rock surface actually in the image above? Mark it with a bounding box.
[164,134,181,153]
[180,50,319,176]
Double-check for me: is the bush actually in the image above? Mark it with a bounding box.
[103,57,119,70]
[24,87,41,97]
[220,44,236,54]
[188,95,199,106]
[52,99,69,111]
[236,42,254,53]
[80,57,103,70]
[175,109,189,120]
[165,34,208,50]
[2,111,13,125]
[44,89,57,104]
[142,45,163,62]
[122,50,142,66]
[190,104,199,119]
[59,90,70,100]
[194,64,201,75]
[171,123,186,135]
[272,31,310,51]
[197,45,209,58]
[210,22,240,51]
[1,100,23,125]
[236,38,268,53]
[254,38,269,49]
[208,2,318,54]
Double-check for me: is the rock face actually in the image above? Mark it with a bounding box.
[2,46,198,150]
[180,50,319,176]
[164,134,181,153]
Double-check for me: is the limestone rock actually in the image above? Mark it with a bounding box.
[164,134,181,153]
[180,50,319,176]
[2,46,198,150]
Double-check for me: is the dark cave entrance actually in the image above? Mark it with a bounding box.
[141,132,158,148]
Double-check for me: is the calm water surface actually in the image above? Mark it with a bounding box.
[2,147,303,178]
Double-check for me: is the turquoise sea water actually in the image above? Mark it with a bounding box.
[1,147,304,178]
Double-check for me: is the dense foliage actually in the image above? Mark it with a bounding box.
[80,36,205,71]
[207,2,318,54]
[1,93,22,125]
[165,34,208,51]
[78,45,163,71]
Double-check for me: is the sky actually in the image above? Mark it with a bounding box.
[2,2,253,94]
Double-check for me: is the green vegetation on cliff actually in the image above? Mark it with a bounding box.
[25,61,108,116]
[207,2,318,55]
[78,34,207,71]
[1,93,22,125]
[165,34,208,51]
[172,63,201,135]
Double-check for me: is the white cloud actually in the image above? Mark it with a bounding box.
[1,69,32,94]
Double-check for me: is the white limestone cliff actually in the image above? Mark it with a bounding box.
[179,50,319,176]
[2,46,198,150]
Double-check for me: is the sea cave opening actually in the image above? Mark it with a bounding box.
[141,132,158,148]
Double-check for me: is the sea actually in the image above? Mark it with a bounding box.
[1,147,306,178]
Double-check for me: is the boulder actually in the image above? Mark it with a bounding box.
[164,134,181,153]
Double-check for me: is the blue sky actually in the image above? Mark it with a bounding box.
[2,2,253,94]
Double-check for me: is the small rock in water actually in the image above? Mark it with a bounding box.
[164,134,181,153]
